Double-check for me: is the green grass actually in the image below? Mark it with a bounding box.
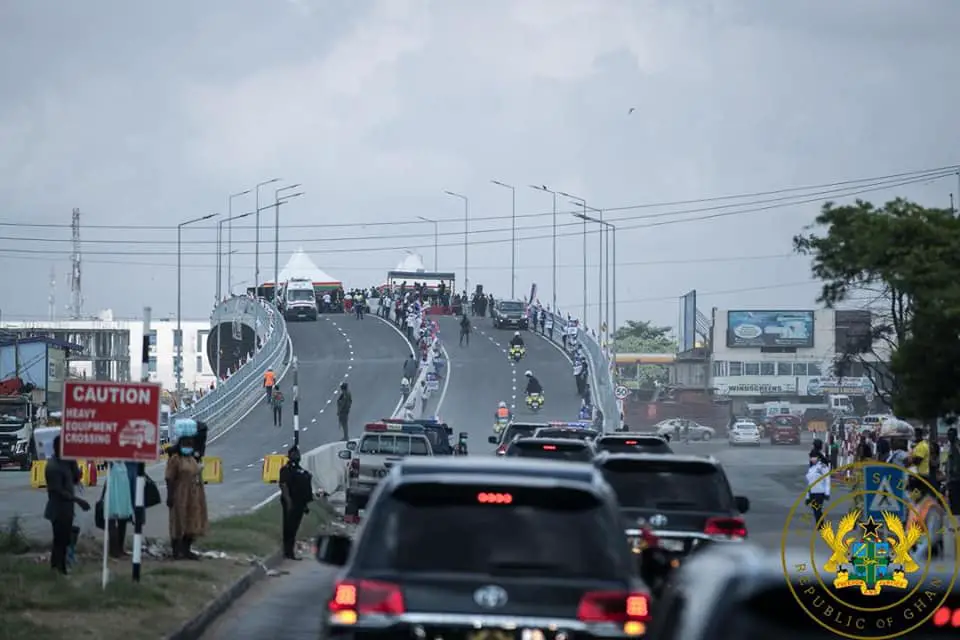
[0,501,331,640]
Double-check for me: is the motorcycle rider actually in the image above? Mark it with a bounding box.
[510,331,524,348]
[494,401,511,426]
[524,370,543,396]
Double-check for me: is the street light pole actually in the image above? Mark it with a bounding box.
[226,190,251,299]
[416,216,439,270]
[254,178,280,297]
[217,211,254,381]
[491,180,516,298]
[560,192,589,325]
[574,211,615,350]
[178,213,217,398]
[444,191,469,294]
[274,184,302,300]
[529,185,559,312]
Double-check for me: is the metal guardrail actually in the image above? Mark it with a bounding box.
[172,296,291,437]
[538,310,620,431]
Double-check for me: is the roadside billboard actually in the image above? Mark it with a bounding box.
[679,290,697,352]
[61,381,162,462]
[726,310,815,348]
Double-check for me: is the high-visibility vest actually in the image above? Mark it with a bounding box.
[907,497,941,534]
[497,407,510,420]
[263,371,276,387]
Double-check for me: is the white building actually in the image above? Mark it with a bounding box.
[710,308,879,402]
[1,314,215,393]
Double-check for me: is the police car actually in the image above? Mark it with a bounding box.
[532,420,600,442]
[381,417,468,455]
[339,421,434,518]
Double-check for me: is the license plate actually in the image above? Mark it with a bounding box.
[659,538,685,552]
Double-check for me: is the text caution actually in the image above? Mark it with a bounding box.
[61,381,162,462]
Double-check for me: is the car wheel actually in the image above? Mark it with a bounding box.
[702,432,712,441]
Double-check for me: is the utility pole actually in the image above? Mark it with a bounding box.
[132,306,150,583]
[70,208,83,319]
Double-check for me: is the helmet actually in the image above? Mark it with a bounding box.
[524,370,533,377]
[498,401,507,408]
[514,331,520,337]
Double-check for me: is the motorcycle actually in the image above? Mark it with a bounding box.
[509,344,526,362]
[526,393,544,412]
[493,416,509,434]
[454,432,469,455]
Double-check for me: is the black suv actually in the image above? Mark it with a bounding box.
[506,437,596,462]
[595,433,673,455]
[316,457,652,638]
[648,544,960,640]
[488,421,547,455]
[492,299,529,329]
[382,418,468,455]
[594,453,749,594]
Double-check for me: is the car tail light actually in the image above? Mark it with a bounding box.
[349,458,360,477]
[577,591,651,634]
[496,444,507,456]
[329,579,405,621]
[704,516,747,539]
[932,605,960,627]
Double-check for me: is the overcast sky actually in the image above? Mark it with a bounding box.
[1,0,958,330]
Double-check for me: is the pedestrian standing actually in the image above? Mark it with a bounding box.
[104,461,134,557]
[165,419,209,560]
[805,454,831,526]
[271,384,285,427]
[459,314,471,347]
[44,436,90,574]
[278,446,313,560]
[337,382,352,441]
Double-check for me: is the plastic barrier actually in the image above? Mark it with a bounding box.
[301,441,350,496]
[262,454,287,484]
[31,459,97,488]
[201,456,223,484]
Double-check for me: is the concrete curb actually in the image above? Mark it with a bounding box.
[165,548,284,640]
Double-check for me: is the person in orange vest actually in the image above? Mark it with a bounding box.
[263,368,276,402]
[494,401,511,432]
[907,476,945,562]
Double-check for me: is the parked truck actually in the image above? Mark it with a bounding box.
[0,392,35,470]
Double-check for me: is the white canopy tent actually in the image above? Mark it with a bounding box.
[270,249,341,287]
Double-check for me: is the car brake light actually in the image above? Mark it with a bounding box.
[932,605,960,627]
[542,444,557,450]
[577,590,651,626]
[329,579,405,619]
[704,516,747,539]
[496,444,507,455]
[349,458,360,477]
[624,440,638,445]
[477,492,513,504]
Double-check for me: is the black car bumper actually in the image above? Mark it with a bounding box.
[497,317,529,328]
[284,307,318,321]
[327,612,632,639]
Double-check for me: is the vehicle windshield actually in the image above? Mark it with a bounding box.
[422,426,451,453]
[501,424,539,444]
[0,401,28,425]
[499,302,525,313]
[358,483,622,579]
[771,416,797,428]
[507,441,593,462]
[602,460,733,511]
[287,289,315,302]
[596,437,672,454]
[359,434,430,455]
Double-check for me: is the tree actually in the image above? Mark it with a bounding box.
[793,197,960,445]
[613,320,677,389]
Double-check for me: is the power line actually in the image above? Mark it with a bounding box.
[0,171,946,257]
[0,164,955,231]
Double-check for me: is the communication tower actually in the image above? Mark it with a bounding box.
[69,207,83,319]
[48,266,56,321]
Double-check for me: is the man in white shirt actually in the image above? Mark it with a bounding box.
[805,455,831,526]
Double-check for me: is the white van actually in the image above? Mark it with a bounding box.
[282,278,318,321]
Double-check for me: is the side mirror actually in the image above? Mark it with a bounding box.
[315,533,352,566]
[345,440,358,452]
[445,426,453,435]
[735,496,750,514]
[337,450,352,460]
[488,436,498,445]
[663,433,671,442]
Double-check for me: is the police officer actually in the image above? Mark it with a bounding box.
[278,446,313,560]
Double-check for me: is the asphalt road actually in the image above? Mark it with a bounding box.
[436,316,583,453]
[0,313,408,541]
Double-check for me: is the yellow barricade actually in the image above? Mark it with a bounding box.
[30,460,47,488]
[31,459,97,488]
[262,454,287,484]
[202,457,223,484]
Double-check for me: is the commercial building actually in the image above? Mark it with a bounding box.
[0,314,216,394]
[709,308,881,408]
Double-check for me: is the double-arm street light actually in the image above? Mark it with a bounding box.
[274,184,303,299]
[416,216,439,270]
[559,192,592,324]
[223,189,251,300]
[254,178,280,295]
[529,184,558,312]
[179,213,218,396]
[569,200,604,335]
[491,180,516,299]
[443,190,469,294]
[574,212,616,351]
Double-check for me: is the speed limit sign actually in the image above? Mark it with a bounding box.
[614,385,629,399]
